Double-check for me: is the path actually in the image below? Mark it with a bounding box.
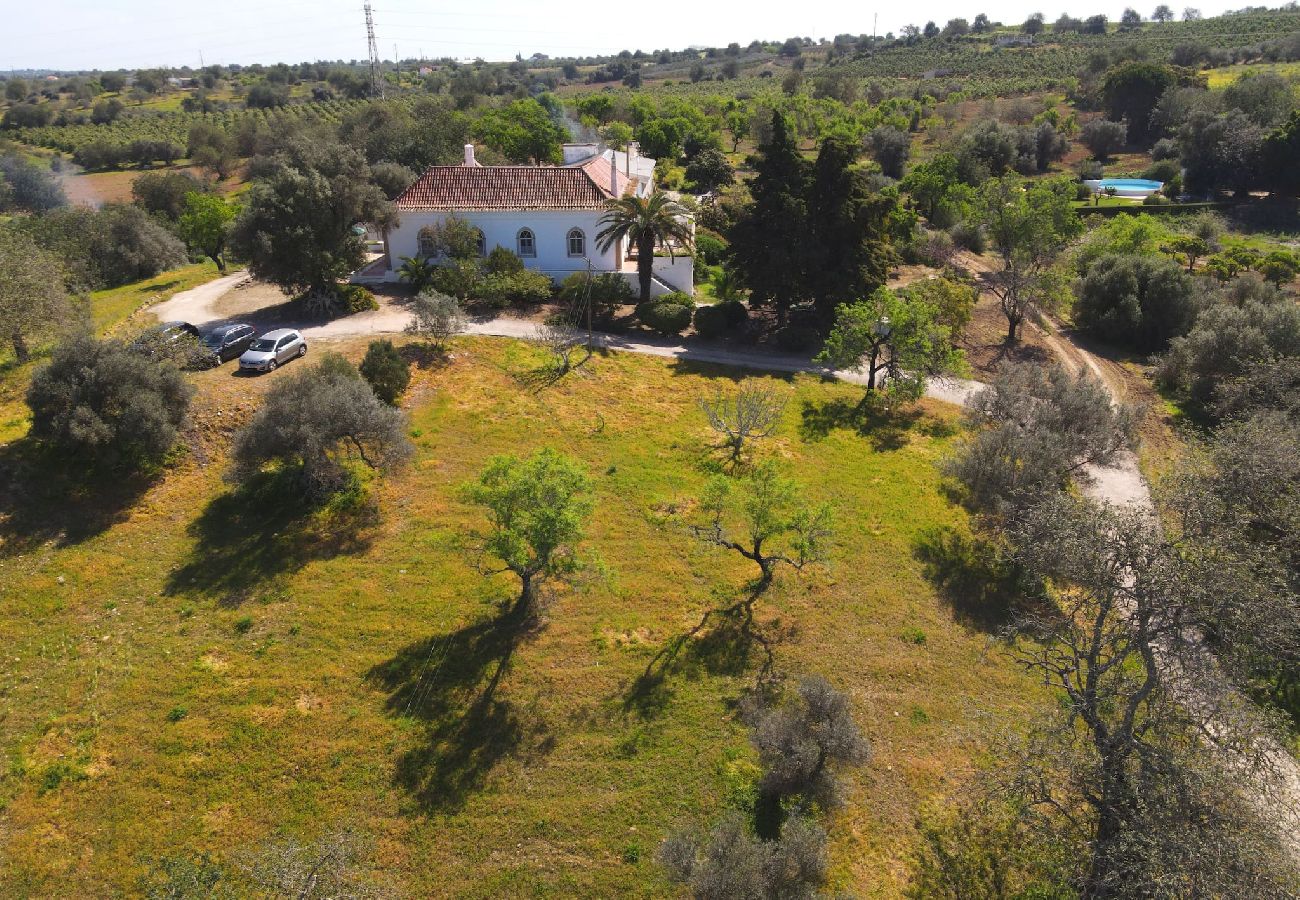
[155,272,1300,847]
[151,272,980,407]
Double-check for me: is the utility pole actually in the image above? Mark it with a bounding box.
[364,2,383,99]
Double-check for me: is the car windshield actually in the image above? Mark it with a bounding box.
[202,334,224,348]
[250,339,277,351]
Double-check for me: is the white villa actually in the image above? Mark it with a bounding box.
[355,142,693,296]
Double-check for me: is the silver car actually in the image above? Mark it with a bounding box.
[239,328,307,373]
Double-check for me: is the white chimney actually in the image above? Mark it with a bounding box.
[463,143,476,166]
[610,150,618,196]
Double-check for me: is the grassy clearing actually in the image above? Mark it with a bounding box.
[1204,61,1300,89]
[0,335,1047,896]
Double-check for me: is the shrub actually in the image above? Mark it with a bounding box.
[693,300,749,339]
[359,339,410,405]
[949,222,985,254]
[1142,193,1170,206]
[773,324,822,353]
[406,290,467,347]
[429,258,483,301]
[476,270,553,308]
[230,354,412,500]
[27,335,194,471]
[693,229,728,266]
[557,271,635,314]
[637,293,695,335]
[335,284,378,314]
[485,245,525,275]
[1075,253,1197,352]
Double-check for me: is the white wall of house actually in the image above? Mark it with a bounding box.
[651,256,695,295]
[384,210,623,282]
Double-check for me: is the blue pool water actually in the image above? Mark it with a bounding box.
[1100,178,1163,190]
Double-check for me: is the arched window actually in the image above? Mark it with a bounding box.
[567,228,586,258]
[517,228,536,258]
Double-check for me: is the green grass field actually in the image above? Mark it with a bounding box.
[0,325,1048,896]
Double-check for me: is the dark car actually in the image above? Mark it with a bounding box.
[201,323,256,363]
[129,321,203,363]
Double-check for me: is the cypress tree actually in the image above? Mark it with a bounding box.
[728,111,811,323]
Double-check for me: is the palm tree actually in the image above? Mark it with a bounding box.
[596,191,693,304]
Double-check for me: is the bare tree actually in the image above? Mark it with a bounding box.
[700,381,788,464]
[405,289,466,349]
[1000,495,1299,897]
[533,319,591,376]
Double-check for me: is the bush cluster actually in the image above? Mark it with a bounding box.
[636,292,695,335]
[692,299,748,339]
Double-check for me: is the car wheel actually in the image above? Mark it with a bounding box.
[267,360,277,372]
[298,343,307,358]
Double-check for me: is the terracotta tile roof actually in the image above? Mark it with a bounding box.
[395,164,623,211]
[578,153,634,199]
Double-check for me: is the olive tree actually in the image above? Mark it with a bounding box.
[969,175,1082,344]
[0,228,74,363]
[865,125,911,179]
[1157,286,1300,408]
[944,363,1137,514]
[683,461,832,591]
[1080,119,1128,160]
[658,813,829,900]
[816,287,966,407]
[459,448,594,617]
[27,335,193,471]
[1075,253,1198,353]
[230,354,411,500]
[404,289,467,348]
[230,138,394,314]
[746,675,870,811]
[1000,494,1299,897]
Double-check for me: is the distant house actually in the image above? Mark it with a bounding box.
[356,142,693,295]
[993,34,1035,47]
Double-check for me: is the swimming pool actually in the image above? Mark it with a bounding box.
[1083,178,1164,199]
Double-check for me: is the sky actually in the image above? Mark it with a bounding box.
[4,0,1257,71]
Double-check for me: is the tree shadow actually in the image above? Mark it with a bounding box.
[0,440,158,557]
[510,345,612,393]
[622,588,792,721]
[163,471,376,606]
[367,605,552,813]
[912,525,1027,634]
[799,398,954,450]
[397,342,452,371]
